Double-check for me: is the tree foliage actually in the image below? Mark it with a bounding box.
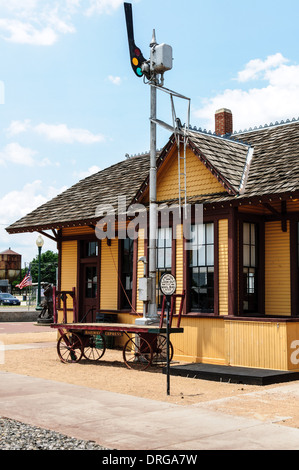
[30,250,58,284]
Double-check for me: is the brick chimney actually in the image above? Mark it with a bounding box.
[215,108,233,136]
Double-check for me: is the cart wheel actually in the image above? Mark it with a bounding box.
[57,333,83,363]
[83,335,106,361]
[123,336,153,371]
[152,335,174,367]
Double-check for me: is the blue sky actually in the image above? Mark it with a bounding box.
[1,0,299,264]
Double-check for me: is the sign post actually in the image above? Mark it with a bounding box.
[159,273,176,395]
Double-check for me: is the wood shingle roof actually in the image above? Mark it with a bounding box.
[234,121,299,197]
[6,154,150,233]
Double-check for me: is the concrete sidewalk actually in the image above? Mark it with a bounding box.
[1,371,299,450]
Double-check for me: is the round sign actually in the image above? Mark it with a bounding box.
[159,273,176,296]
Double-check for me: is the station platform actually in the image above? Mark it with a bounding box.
[166,362,299,386]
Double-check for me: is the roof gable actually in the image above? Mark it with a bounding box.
[155,145,226,202]
[136,131,249,205]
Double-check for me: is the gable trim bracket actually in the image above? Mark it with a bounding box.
[238,146,254,195]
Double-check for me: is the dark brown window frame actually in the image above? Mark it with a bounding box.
[183,213,220,317]
[78,237,101,315]
[188,222,215,314]
[238,214,265,317]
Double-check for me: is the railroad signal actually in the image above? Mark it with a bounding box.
[124,2,147,78]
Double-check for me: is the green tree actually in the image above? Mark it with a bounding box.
[30,250,58,285]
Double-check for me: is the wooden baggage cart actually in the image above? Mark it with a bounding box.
[51,288,185,370]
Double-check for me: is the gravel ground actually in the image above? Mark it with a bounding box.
[0,417,110,450]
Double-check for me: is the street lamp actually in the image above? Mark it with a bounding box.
[36,234,44,310]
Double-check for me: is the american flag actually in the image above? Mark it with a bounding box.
[16,270,32,289]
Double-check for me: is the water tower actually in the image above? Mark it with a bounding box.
[0,248,22,291]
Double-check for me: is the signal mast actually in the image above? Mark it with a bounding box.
[124,2,173,324]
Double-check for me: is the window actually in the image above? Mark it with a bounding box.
[81,241,98,258]
[120,238,134,309]
[86,241,98,257]
[156,227,172,308]
[85,266,97,298]
[243,222,258,313]
[189,223,214,312]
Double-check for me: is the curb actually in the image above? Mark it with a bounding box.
[0,311,39,322]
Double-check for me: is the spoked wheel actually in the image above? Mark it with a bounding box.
[57,333,83,363]
[152,335,174,367]
[123,335,153,371]
[83,334,106,361]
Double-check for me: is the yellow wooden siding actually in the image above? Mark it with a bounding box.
[171,316,299,371]
[62,226,95,236]
[156,147,226,201]
[218,219,228,315]
[60,240,77,292]
[287,199,299,212]
[60,240,77,319]
[239,199,299,215]
[226,320,288,370]
[172,317,226,364]
[175,224,184,315]
[238,204,267,214]
[265,221,291,316]
[100,239,118,310]
[136,229,145,314]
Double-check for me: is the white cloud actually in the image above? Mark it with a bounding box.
[0,142,58,167]
[108,75,122,86]
[194,54,299,132]
[6,119,105,144]
[0,18,59,46]
[0,1,39,15]
[0,181,46,222]
[6,119,31,137]
[0,180,67,227]
[0,0,123,45]
[0,143,37,166]
[85,0,124,16]
[237,53,288,82]
[0,2,76,45]
[0,180,66,262]
[35,122,105,143]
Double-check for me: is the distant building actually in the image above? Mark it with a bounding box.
[0,248,21,292]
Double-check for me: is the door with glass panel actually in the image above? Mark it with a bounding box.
[243,222,258,313]
[120,238,134,309]
[79,241,99,323]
